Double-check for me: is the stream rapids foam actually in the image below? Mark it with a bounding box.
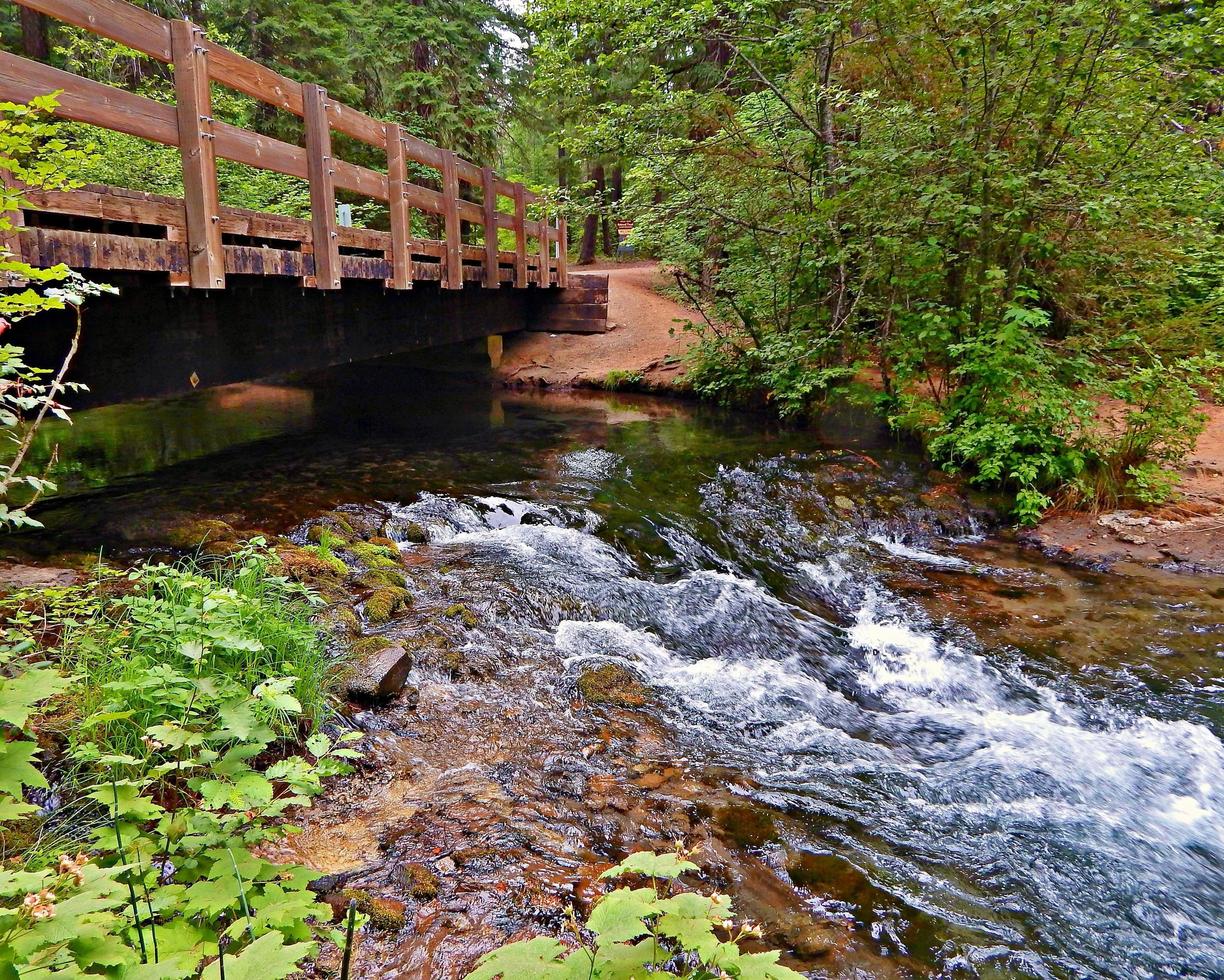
[387,458,1224,979]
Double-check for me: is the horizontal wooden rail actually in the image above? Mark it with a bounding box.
[3,0,560,291]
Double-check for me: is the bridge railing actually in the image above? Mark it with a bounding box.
[0,0,568,291]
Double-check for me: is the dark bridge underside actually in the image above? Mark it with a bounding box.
[16,271,576,407]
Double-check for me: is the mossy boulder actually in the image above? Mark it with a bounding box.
[274,545,347,587]
[442,603,478,628]
[347,541,402,570]
[364,586,411,623]
[400,862,439,900]
[368,535,400,551]
[396,521,429,544]
[164,518,241,554]
[714,803,777,848]
[355,568,408,591]
[577,663,649,708]
[338,889,407,931]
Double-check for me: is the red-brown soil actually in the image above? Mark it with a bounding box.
[498,260,697,390]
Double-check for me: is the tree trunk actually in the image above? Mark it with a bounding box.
[601,165,622,256]
[578,163,605,265]
[20,7,49,61]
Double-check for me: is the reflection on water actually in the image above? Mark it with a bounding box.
[9,358,1224,978]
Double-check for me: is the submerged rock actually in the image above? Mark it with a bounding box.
[714,803,778,848]
[164,518,241,554]
[577,663,650,707]
[401,862,440,900]
[336,889,407,931]
[345,640,414,700]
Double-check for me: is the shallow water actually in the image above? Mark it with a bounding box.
[12,358,1224,978]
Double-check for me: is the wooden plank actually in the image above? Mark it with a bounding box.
[440,149,461,290]
[0,52,178,145]
[385,123,412,289]
[213,121,307,180]
[204,42,303,115]
[400,132,446,171]
[30,227,185,272]
[557,217,568,288]
[339,254,390,279]
[332,158,387,201]
[15,0,173,61]
[327,103,386,149]
[224,244,304,277]
[23,186,185,227]
[536,303,609,321]
[302,83,340,289]
[172,20,224,289]
[218,205,309,242]
[337,226,390,251]
[512,183,528,288]
[481,166,498,289]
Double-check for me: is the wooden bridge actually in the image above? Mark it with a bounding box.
[0,0,604,404]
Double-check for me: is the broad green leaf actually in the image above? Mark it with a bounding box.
[587,887,659,943]
[0,664,70,728]
[199,931,316,980]
[600,851,698,881]
[721,949,808,980]
[464,937,573,980]
[0,740,46,796]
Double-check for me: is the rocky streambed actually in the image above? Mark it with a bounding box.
[5,369,1223,979]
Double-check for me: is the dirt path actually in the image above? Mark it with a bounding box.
[1025,401,1224,572]
[499,260,698,390]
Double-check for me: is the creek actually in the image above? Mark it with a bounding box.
[10,357,1224,979]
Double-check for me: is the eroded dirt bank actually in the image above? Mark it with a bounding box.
[1024,401,1224,574]
[499,260,696,390]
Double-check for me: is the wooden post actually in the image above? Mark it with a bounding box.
[538,208,550,286]
[171,19,223,289]
[441,149,461,289]
[481,166,498,289]
[556,217,568,288]
[303,82,340,289]
[385,122,412,290]
[512,183,527,288]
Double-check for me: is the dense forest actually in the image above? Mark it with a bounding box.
[4,0,1222,518]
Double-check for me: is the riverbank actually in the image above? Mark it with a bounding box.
[1024,401,1224,574]
[499,260,696,390]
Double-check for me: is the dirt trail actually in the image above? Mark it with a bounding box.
[1026,401,1224,572]
[499,260,697,389]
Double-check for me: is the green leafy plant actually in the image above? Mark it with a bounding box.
[0,543,359,977]
[466,848,804,979]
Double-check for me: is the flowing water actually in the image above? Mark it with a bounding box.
[10,357,1224,979]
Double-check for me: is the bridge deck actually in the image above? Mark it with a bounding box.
[1,0,568,293]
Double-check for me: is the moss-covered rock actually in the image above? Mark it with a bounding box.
[397,521,428,544]
[273,546,347,588]
[313,603,361,639]
[355,568,408,591]
[338,889,407,931]
[364,586,411,623]
[164,518,240,553]
[368,535,400,551]
[714,803,777,848]
[442,603,478,628]
[400,862,439,900]
[577,663,649,708]
[347,541,402,570]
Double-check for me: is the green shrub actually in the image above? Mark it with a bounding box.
[0,542,360,978]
